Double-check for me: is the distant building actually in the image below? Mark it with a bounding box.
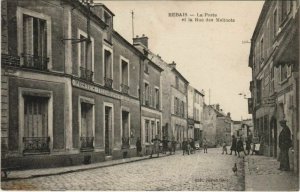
[248,0,299,173]
[135,40,189,143]
[187,86,205,142]
[203,104,232,146]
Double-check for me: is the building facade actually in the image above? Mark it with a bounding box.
[203,104,217,147]
[249,0,299,173]
[1,0,146,168]
[133,36,163,154]
[188,86,205,142]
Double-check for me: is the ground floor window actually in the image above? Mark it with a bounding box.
[80,102,94,151]
[121,111,130,148]
[23,96,50,154]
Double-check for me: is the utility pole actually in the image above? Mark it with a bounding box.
[131,10,134,42]
[209,89,211,105]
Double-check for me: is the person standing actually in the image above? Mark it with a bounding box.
[171,137,177,155]
[278,120,292,171]
[237,137,246,157]
[182,138,188,155]
[136,137,142,157]
[245,138,251,155]
[203,138,208,153]
[162,136,169,154]
[150,135,161,158]
[222,141,228,154]
[229,135,237,155]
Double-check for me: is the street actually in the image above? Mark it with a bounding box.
[1,148,245,191]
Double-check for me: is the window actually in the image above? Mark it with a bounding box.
[181,101,185,117]
[78,31,94,82]
[104,48,113,88]
[273,9,278,38]
[175,76,179,89]
[145,120,149,143]
[23,96,49,153]
[144,83,149,106]
[144,62,149,74]
[282,1,288,21]
[121,111,130,147]
[280,64,292,82]
[260,37,264,63]
[174,97,178,114]
[155,88,159,109]
[269,67,275,93]
[151,121,155,141]
[120,57,129,94]
[80,102,94,151]
[256,79,262,104]
[23,14,48,70]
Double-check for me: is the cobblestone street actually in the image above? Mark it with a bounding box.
[1,148,245,191]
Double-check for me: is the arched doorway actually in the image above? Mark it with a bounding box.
[270,117,277,158]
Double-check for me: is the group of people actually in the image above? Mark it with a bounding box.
[226,135,252,157]
[182,138,197,155]
[136,135,178,158]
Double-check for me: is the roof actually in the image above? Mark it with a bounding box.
[171,67,189,84]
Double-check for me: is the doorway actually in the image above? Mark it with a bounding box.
[105,106,112,156]
[272,117,278,158]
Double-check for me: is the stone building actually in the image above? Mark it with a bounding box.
[203,104,217,147]
[187,86,205,142]
[135,41,189,144]
[203,104,232,146]
[133,36,163,154]
[1,0,145,168]
[249,0,299,172]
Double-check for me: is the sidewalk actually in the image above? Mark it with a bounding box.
[2,153,169,181]
[245,155,299,191]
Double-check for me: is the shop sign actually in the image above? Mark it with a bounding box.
[72,79,139,104]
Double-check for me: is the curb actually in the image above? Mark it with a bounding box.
[2,154,171,181]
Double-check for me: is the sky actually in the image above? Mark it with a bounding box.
[98,1,265,121]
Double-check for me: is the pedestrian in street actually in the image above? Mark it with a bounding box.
[245,138,251,155]
[203,137,208,153]
[182,138,189,155]
[171,137,177,155]
[162,136,169,154]
[190,138,196,154]
[278,120,292,171]
[229,135,237,155]
[136,137,142,157]
[222,141,228,154]
[237,137,246,157]
[150,135,161,158]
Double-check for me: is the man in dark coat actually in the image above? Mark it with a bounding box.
[278,120,292,171]
[229,135,237,155]
[136,137,142,157]
[237,137,246,157]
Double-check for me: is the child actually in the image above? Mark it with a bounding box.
[222,141,228,154]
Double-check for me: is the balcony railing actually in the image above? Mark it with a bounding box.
[80,136,94,151]
[1,54,20,67]
[22,53,49,71]
[121,84,129,95]
[23,137,50,154]
[80,67,94,82]
[104,77,113,89]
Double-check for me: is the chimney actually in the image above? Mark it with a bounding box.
[169,61,176,68]
[133,34,148,48]
[227,112,231,117]
[216,104,220,111]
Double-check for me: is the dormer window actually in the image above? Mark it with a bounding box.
[104,11,111,26]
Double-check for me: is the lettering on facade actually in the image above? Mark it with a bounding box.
[72,79,139,104]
